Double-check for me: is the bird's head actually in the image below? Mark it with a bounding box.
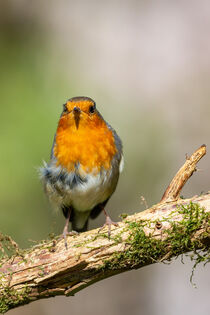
[59,96,102,130]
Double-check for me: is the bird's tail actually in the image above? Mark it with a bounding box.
[71,210,90,232]
[72,218,88,232]
[62,206,90,233]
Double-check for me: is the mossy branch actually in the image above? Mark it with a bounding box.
[0,145,209,313]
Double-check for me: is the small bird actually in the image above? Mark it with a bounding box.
[40,96,123,248]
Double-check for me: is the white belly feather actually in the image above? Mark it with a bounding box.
[41,161,121,213]
[63,169,116,211]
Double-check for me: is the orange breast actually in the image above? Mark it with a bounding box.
[53,114,116,172]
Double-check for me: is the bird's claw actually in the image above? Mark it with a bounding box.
[98,216,119,238]
[61,230,79,250]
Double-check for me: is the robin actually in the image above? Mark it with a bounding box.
[40,96,123,248]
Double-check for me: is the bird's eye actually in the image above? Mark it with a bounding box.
[89,105,96,114]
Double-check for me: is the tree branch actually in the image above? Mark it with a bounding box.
[0,145,209,313]
[161,144,206,202]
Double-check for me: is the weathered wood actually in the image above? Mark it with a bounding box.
[161,144,206,202]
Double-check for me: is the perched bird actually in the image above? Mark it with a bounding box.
[40,96,123,248]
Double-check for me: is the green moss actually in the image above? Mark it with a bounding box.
[101,220,166,270]
[100,202,209,280]
[166,202,209,255]
[120,213,128,219]
[0,286,31,314]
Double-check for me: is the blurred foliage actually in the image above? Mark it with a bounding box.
[0,26,73,246]
[0,11,171,249]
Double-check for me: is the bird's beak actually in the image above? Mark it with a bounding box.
[73,106,81,129]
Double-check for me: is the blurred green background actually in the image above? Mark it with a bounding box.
[0,1,209,315]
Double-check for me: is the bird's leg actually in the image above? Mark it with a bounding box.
[62,208,71,249]
[62,208,78,249]
[98,208,119,238]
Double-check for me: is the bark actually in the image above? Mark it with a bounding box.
[0,145,209,313]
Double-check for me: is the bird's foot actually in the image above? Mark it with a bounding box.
[61,230,78,250]
[98,215,119,238]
